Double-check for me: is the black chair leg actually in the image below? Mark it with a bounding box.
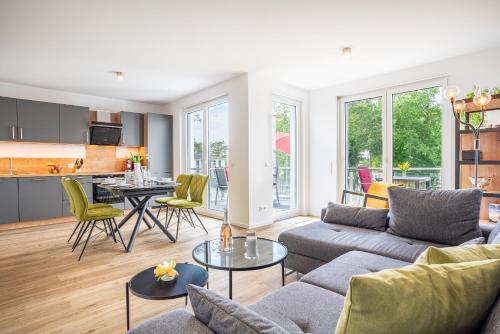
[166,208,176,229]
[78,221,96,261]
[180,209,195,228]
[107,219,117,243]
[68,221,82,243]
[156,206,162,219]
[72,221,90,252]
[175,209,181,240]
[191,208,208,234]
[112,218,127,251]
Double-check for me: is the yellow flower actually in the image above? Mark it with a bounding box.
[154,260,178,280]
[397,161,411,172]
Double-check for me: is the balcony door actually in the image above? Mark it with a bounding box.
[186,99,229,212]
[341,80,444,202]
[272,99,299,215]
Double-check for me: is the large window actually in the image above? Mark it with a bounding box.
[342,82,443,198]
[272,100,298,212]
[186,100,229,211]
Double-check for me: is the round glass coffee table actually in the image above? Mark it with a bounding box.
[192,237,288,299]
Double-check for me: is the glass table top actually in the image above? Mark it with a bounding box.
[192,237,288,271]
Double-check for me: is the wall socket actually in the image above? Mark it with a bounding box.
[258,206,267,211]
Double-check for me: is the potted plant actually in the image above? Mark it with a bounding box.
[130,153,143,184]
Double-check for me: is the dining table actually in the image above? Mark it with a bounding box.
[99,180,180,252]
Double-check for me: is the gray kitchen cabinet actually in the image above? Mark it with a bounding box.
[0,178,19,224]
[121,111,144,147]
[60,105,90,144]
[147,113,173,176]
[17,99,60,143]
[19,177,62,221]
[62,176,92,216]
[0,97,18,142]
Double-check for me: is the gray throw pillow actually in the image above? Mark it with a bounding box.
[460,237,486,245]
[387,187,482,245]
[323,202,388,231]
[187,285,290,334]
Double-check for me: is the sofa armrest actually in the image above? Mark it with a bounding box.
[126,309,214,334]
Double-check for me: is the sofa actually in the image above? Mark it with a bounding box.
[127,188,500,334]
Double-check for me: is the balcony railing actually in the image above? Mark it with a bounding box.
[346,167,442,193]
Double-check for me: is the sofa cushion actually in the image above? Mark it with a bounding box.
[126,309,214,334]
[187,285,289,334]
[416,244,500,265]
[279,221,439,266]
[250,282,345,334]
[300,251,410,296]
[481,296,500,334]
[324,202,388,231]
[335,260,500,334]
[387,187,482,245]
[488,223,500,244]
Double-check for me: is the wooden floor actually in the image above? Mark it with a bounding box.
[0,212,317,334]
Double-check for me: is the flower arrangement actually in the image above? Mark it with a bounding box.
[397,161,411,174]
[154,260,178,281]
[130,152,143,164]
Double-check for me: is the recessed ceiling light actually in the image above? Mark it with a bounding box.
[115,71,125,80]
[341,47,352,59]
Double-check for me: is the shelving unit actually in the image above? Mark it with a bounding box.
[455,94,500,220]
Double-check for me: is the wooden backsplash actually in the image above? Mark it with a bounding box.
[0,145,140,174]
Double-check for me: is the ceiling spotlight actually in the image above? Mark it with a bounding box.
[115,71,125,80]
[341,47,352,59]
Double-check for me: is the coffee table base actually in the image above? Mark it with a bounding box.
[205,260,286,300]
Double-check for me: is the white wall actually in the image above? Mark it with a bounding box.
[308,46,500,216]
[165,74,250,227]
[0,81,164,114]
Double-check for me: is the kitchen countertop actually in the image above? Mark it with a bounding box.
[0,171,125,178]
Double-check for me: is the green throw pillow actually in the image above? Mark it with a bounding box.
[334,260,500,334]
[416,244,500,265]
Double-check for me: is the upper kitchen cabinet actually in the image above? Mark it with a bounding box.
[17,99,60,143]
[147,113,173,177]
[121,111,144,147]
[0,97,18,141]
[60,104,90,144]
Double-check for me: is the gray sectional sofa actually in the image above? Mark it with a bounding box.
[127,188,500,334]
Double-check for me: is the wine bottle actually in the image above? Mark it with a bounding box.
[220,208,232,252]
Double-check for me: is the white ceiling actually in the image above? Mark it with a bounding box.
[1,0,499,104]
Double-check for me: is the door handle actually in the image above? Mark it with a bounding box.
[19,127,23,140]
[32,178,48,181]
[86,131,89,144]
[11,125,16,140]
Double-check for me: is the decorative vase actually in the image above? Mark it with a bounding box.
[133,162,143,185]
[402,171,407,177]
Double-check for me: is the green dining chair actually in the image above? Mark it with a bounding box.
[65,178,126,261]
[154,174,193,224]
[61,177,111,245]
[165,174,209,240]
